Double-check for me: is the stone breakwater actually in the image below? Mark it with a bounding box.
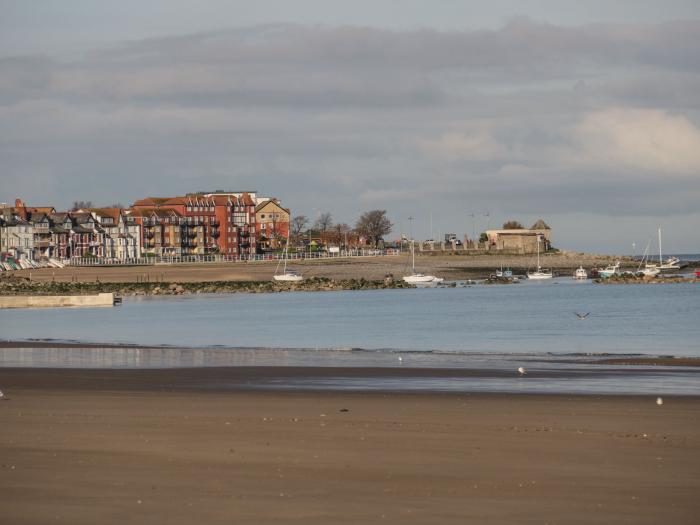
[0,276,414,297]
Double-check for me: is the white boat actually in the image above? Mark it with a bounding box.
[635,240,660,277]
[403,241,443,284]
[653,228,684,271]
[495,267,513,278]
[598,262,620,278]
[660,256,682,271]
[273,234,304,282]
[527,235,553,280]
[274,269,304,282]
[573,266,587,280]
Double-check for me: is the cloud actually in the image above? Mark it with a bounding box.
[1,19,700,250]
[570,107,700,175]
[419,132,507,162]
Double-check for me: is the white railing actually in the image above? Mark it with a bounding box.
[65,249,400,267]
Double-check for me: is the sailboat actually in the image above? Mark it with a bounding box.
[273,234,304,282]
[403,240,443,285]
[526,235,553,280]
[642,228,680,275]
[637,239,660,277]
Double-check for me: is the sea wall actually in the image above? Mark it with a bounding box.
[0,293,114,309]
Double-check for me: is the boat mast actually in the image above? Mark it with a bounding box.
[658,228,662,265]
[536,235,541,271]
[412,240,416,273]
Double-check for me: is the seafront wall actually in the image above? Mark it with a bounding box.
[0,293,114,309]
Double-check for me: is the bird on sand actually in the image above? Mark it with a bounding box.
[0,390,4,400]
[574,312,590,320]
[517,367,527,376]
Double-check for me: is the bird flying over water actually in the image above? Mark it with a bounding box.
[574,312,590,320]
[517,367,527,376]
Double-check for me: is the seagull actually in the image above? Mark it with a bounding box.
[0,390,4,400]
[398,356,403,364]
[517,367,527,376]
[656,397,663,406]
[574,312,590,320]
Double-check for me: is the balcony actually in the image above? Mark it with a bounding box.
[211,229,220,238]
[240,231,250,238]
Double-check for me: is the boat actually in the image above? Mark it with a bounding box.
[403,240,443,285]
[526,235,553,280]
[660,256,683,271]
[636,240,660,277]
[598,262,620,278]
[495,266,513,279]
[273,234,304,282]
[695,269,700,278]
[653,228,684,272]
[573,266,587,280]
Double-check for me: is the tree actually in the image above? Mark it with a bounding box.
[355,210,392,247]
[71,200,93,211]
[290,215,308,242]
[331,223,352,246]
[314,212,334,244]
[502,220,524,229]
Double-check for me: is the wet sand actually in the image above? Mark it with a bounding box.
[1,368,698,524]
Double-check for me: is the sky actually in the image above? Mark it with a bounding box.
[1,1,700,253]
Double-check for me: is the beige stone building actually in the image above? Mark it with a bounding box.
[255,200,290,251]
[485,219,552,254]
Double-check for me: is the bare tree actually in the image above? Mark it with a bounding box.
[290,215,308,242]
[314,212,334,244]
[502,220,524,229]
[329,222,352,246]
[71,200,93,211]
[355,210,392,248]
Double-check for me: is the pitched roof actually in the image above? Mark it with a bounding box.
[255,199,290,214]
[91,208,122,222]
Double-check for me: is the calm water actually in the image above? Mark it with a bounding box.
[1,279,699,394]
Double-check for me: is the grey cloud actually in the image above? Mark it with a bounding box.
[1,19,699,251]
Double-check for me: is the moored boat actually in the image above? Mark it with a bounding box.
[573,266,587,280]
[598,262,620,278]
[526,235,553,280]
[403,240,443,284]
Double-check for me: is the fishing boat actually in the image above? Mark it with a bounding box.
[273,234,304,282]
[598,262,620,278]
[526,235,553,280]
[573,266,587,280]
[495,266,513,279]
[403,241,443,284]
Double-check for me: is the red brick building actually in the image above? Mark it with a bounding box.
[130,192,258,256]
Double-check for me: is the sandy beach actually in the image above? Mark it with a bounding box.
[1,367,698,524]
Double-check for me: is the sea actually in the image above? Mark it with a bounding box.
[1,276,699,395]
